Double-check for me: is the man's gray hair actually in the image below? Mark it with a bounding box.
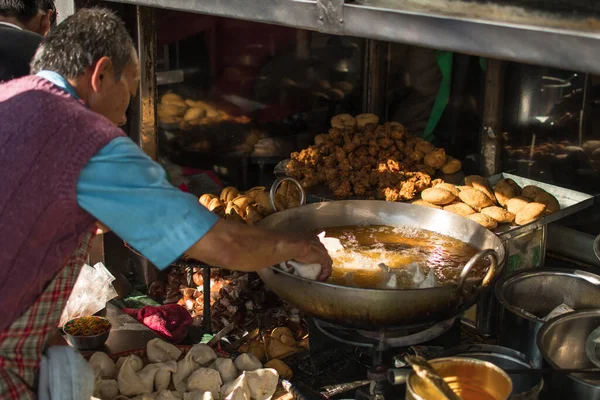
[30,8,135,80]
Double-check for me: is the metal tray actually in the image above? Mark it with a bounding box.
[276,163,596,240]
[489,173,595,240]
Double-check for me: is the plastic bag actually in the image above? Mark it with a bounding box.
[59,263,118,327]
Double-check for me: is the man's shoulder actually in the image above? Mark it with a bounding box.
[0,25,42,47]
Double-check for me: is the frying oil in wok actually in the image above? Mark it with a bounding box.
[319,225,486,289]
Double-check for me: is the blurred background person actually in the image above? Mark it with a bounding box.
[0,0,55,81]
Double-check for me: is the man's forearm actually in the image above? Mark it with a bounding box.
[185,220,306,271]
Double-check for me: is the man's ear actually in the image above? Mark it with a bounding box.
[39,13,51,36]
[90,57,113,93]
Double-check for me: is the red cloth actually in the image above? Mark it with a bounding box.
[123,305,192,343]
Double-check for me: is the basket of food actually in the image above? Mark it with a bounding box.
[88,338,281,400]
[63,316,111,351]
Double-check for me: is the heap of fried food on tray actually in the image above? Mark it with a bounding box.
[285,113,462,200]
[89,338,280,400]
[412,175,560,229]
[198,183,301,225]
[158,92,251,130]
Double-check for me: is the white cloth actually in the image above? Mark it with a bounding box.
[37,346,95,400]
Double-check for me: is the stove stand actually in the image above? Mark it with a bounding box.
[310,318,458,400]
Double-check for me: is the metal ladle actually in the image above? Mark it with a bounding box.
[403,355,460,400]
[593,234,600,262]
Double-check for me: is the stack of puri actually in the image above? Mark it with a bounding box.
[198,181,302,225]
[413,176,560,230]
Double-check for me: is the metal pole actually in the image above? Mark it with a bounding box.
[362,39,388,118]
[480,59,505,176]
[131,6,158,160]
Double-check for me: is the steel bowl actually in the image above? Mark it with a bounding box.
[537,310,600,399]
[438,344,543,399]
[258,200,506,329]
[405,357,513,400]
[495,267,600,367]
[63,317,111,351]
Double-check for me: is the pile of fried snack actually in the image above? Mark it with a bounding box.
[198,183,301,225]
[413,176,560,229]
[89,338,282,400]
[286,113,462,200]
[149,268,259,333]
[158,92,251,130]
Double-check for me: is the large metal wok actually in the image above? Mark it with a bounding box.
[258,200,506,330]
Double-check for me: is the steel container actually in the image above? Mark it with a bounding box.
[405,357,513,400]
[495,267,600,367]
[258,200,506,329]
[537,310,600,399]
[438,344,543,399]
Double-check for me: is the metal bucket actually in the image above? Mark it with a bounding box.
[537,310,600,400]
[405,357,513,400]
[495,267,600,367]
[438,345,543,399]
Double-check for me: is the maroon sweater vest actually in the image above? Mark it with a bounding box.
[0,76,125,333]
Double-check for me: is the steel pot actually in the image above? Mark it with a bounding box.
[537,310,600,399]
[258,200,506,329]
[404,357,513,400]
[438,345,543,399]
[495,267,600,367]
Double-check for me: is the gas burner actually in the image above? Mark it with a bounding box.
[313,317,457,350]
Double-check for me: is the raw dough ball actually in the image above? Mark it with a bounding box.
[494,178,521,207]
[441,157,462,175]
[458,187,494,210]
[265,359,293,380]
[465,175,496,204]
[331,114,357,130]
[443,202,476,217]
[421,188,456,205]
[515,203,547,225]
[355,113,379,129]
[187,344,217,366]
[187,368,222,398]
[183,392,215,400]
[234,353,262,372]
[433,182,460,197]
[411,199,442,209]
[173,353,200,392]
[424,148,447,169]
[466,213,498,230]
[89,352,117,379]
[220,374,250,400]
[147,338,183,363]
[245,369,279,400]
[505,196,530,215]
[95,379,118,400]
[211,358,238,383]
[481,206,515,223]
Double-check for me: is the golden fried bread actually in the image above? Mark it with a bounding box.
[441,157,462,175]
[465,175,496,204]
[355,113,379,129]
[494,178,521,206]
[444,202,476,216]
[415,140,435,154]
[421,187,456,205]
[521,185,544,201]
[331,114,357,130]
[515,202,546,225]
[505,196,530,214]
[467,213,498,230]
[411,199,442,209]
[481,206,515,223]
[533,191,560,214]
[433,182,460,197]
[458,187,494,210]
[424,148,447,169]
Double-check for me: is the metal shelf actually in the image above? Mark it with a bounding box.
[107,0,600,73]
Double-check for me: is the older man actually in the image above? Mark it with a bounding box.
[0,8,331,399]
[0,0,55,81]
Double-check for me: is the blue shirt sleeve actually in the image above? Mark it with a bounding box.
[76,137,219,269]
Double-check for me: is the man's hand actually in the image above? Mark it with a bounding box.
[290,234,333,281]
